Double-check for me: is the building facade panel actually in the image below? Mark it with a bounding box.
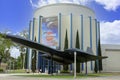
[34,3,95,18]
[61,15,70,50]
[102,44,120,72]
[72,15,81,48]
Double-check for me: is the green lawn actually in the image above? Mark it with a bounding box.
[7,69,26,73]
[12,72,120,79]
[17,73,113,79]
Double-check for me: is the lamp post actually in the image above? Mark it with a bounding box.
[22,48,26,70]
[74,52,77,79]
[9,59,11,70]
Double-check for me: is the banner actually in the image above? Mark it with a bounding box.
[41,16,58,49]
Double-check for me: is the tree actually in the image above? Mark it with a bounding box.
[0,55,1,66]
[63,29,69,71]
[31,50,37,73]
[64,29,68,50]
[76,30,80,48]
[94,60,98,73]
[16,29,28,69]
[0,33,13,64]
[24,48,28,69]
[94,39,102,73]
[31,37,37,73]
[4,49,11,61]
[75,30,80,73]
[98,39,102,72]
[16,56,22,69]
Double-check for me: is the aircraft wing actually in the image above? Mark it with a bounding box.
[1,33,107,64]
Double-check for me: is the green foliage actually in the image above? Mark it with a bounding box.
[60,70,70,73]
[98,39,102,72]
[31,50,36,73]
[63,29,68,71]
[64,29,68,50]
[76,30,80,49]
[16,56,23,69]
[7,57,17,70]
[24,48,28,69]
[75,30,80,73]
[94,39,102,73]
[7,51,25,70]
[0,34,13,63]
[0,68,3,72]
[15,29,28,69]
[31,37,37,73]
[94,60,98,73]
[7,69,25,73]
[18,73,105,78]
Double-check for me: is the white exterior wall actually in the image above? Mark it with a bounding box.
[102,44,120,72]
[92,19,97,55]
[83,17,90,72]
[30,21,33,40]
[61,15,71,50]
[83,17,90,51]
[34,18,39,42]
[34,3,95,18]
[72,15,81,48]
[33,3,96,50]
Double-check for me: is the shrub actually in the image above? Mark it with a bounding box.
[0,68,4,73]
[60,70,70,73]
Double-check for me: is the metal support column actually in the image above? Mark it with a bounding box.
[74,52,77,79]
[48,60,51,74]
[81,15,84,71]
[70,13,73,71]
[85,60,88,76]
[51,54,53,75]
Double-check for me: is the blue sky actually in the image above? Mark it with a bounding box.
[0,0,120,44]
[0,0,33,33]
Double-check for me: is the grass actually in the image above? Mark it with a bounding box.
[16,73,110,79]
[7,69,26,73]
[4,68,120,79]
[11,72,120,79]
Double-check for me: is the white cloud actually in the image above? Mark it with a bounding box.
[30,0,120,11]
[100,20,120,44]
[95,0,120,11]
[47,0,57,4]
[79,0,93,5]
[30,0,39,8]
[29,0,92,8]
[10,47,20,58]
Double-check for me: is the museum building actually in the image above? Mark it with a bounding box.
[28,3,100,73]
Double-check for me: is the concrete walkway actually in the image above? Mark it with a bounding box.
[0,73,120,80]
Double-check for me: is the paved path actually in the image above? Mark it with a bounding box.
[0,73,120,80]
